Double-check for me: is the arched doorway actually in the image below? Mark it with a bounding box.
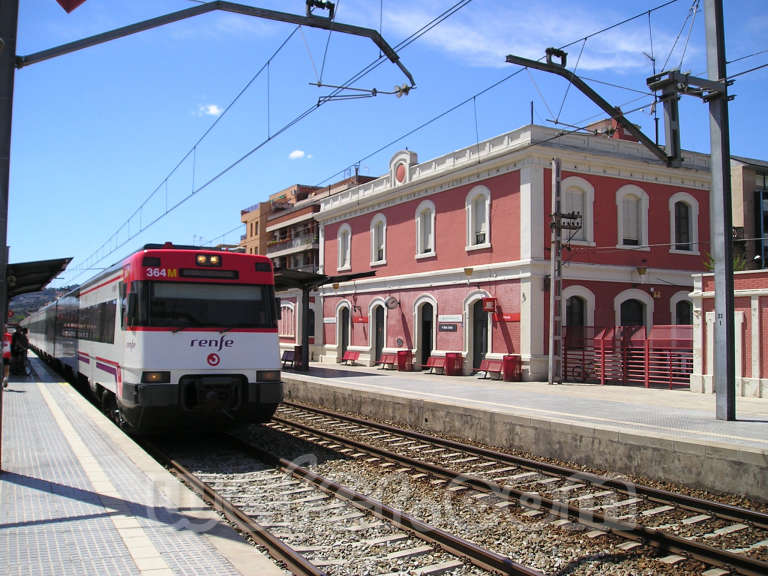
[566,296,586,327]
[566,296,586,349]
[675,300,693,325]
[373,305,385,363]
[419,302,434,365]
[339,307,350,358]
[471,300,488,370]
[620,299,645,327]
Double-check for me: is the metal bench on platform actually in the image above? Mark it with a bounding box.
[476,358,503,379]
[281,349,295,369]
[423,356,446,374]
[377,353,397,369]
[341,350,360,365]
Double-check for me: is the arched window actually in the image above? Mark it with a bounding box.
[370,214,386,265]
[669,192,699,254]
[415,200,436,257]
[616,185,649,249]
[466,186,491,249]
[337,223,351,271]
[561,177,594,244]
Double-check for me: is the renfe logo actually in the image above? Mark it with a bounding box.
[190,336,234,351]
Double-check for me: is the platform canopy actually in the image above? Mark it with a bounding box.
[274,269,375,292]
[6,257,72,300]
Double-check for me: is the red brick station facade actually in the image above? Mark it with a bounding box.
[309,125,711,380]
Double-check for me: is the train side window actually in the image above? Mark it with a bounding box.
[120,282,127,328]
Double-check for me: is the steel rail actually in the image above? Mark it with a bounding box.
[275,405,768,576]
[225,434,543,576]
[282,401,768,529]
[141,439,327,576]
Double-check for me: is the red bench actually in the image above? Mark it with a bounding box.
[377,353,397,369]
[341,350,360,365]
[423,356,446,374]
[476,358,503,379]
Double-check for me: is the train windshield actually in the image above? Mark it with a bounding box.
[129,281,276,329]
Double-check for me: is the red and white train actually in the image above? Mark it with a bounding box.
[24,243,283,434]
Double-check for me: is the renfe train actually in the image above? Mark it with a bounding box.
[24,243,283,434]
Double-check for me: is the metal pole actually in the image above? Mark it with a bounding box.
[704,0,735,420]
[0,0,19,471]
[300,287,311,371]
[548,159,562,385]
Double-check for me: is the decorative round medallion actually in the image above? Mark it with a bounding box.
[395,163,406,183]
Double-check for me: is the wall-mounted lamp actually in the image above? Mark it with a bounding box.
[332,283,339,290]
[636,266,647,276]
[464,267,473,277]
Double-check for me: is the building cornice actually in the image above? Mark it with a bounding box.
[316,125,711,226]
[318,259,699,297]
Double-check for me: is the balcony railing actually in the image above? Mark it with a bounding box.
[266,234,318,254]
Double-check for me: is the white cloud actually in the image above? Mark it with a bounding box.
[376,2,683,73]
[289,150,313,160]
[198,104,223,117]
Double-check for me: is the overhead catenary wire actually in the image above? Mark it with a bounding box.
[158,0,685,254]
[320,0,679,186]
[69,1,475,281]
[70,0,689,281]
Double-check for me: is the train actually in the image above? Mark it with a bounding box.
[23,243,283,434]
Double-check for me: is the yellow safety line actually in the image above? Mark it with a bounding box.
[39,383,174,575]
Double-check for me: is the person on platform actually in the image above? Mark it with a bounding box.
[2,330,11,388]
[11,327,28,376]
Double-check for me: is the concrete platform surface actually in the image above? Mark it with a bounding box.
[0,358,286,576]
[282,362,768,501]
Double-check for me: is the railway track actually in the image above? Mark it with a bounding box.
[147,434,543,576]
[264,401,768,576]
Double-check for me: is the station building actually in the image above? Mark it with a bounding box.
[313,123,712,379]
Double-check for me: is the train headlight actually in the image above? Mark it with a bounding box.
[196,254,222,267]
[141,371,170,383]
[257,370,281,382]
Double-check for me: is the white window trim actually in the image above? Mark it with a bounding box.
[337,223,351,272]
[279,302,296,337]
[465,185,491,251]
[670,290,693,324]
[415,200,436,258]
[614,288,654,332]
[561,176,595,246]
[616,185,650,251]
[668,192,700,255]
[463,290,492,358]
[368,299,388,357]
[562,285,595,327]
[370,213,387,266]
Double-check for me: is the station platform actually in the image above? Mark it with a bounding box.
[282,361,768,502]
[0,358,285,576]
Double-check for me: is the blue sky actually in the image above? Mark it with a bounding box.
[8,0,767,287]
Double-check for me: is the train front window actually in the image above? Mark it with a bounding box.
[130,281,276,329]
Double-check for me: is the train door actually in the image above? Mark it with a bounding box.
[471,300,488,370]
[420,302,434,365]
[373,305,385,363]
[340,307,350,359]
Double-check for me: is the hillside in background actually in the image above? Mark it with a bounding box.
[8,285,77,324]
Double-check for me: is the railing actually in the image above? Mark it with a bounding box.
[563,325,693,388]
[266,234,318,254]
